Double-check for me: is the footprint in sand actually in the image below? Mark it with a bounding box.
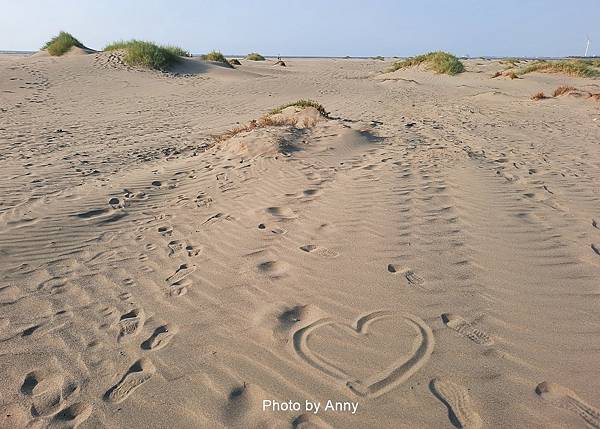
[266,206,297,220]
[117,308,145,342]
[293,413,334,428]
[22,370,79,418]
[166,264,196,285]
[168,278,191,297]
[105,358,156,404]
[48,402,93,429]
[387,264,425,286]
[536,381,600,428]
[167,240,184,257]
[441,314,493,346]
[141,324,177,350]
[222,383,267,427]
[186,244,202,257]
[157,225,173,237]
[257,260,289,278]
[430,378,482,429]
[300,244,339,258]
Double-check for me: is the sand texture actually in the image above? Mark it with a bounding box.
[1,52,600,428]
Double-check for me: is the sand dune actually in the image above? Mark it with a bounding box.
[0,53,599,428]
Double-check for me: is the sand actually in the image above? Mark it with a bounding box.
[1,52,599,428]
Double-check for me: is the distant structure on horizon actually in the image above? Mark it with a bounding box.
[584,35,590,57]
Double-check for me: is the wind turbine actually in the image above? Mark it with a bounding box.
[584,35,590,57]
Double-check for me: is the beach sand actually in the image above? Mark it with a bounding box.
[1,52,599,428]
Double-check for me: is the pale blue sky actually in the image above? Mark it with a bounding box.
[1,0,598,57]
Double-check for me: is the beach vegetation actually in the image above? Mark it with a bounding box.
[517,60,600,78]
[43,31,87,56]
[386,51,464,75]
[246,52,266,61]
[104,40,189,70]
[200,50,233,67]
[531,91,547,100]
[268,99,328,117]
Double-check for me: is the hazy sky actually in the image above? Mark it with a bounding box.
[1,0,598,57]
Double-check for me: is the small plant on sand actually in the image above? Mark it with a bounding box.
[517,60,600,78]
[553,85,577,97]
[531,92,548,101]
[246,52,266,61]
[386,51,464,75]
[42,31,88,56]
[216,100,328,142]
[200,50,233,67]
[229,58,242,66]
[104,40,189,70]
[268,100,328,117]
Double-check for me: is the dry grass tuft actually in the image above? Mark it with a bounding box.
[553,86,577,97]
[228,58,241,66]
[531,92,548,101]
[214,100,326,142]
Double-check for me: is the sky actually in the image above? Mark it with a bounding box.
[1,0,599,57]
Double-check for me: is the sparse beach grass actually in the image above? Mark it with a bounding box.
[268,100,328,116]
[216,100,327,141]
[246,52,266,61]
[386,51,464,75]
[43,31,88,56]
[518,60,600,78]
[531,91,548,100]
[200,51,233,67]
[553,85,577,97]
[104,40,189,70]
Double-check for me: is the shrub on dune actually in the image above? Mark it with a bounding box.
[216,100,328,142]
[268,100,328,117]
[246,52,266,61]
[553,85,576,97]
[386,51,465,75]
[43,31,88,56]
[531,91,547,101]
[104,40,189,70]
[200,50,232,67]
[517,60,600,78]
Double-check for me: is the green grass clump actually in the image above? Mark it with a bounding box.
[517,60,600,78]
[246,52,265,61]
[200,50,232,67]
[104,40,189,70]
[386,51,465,75]
[268,100,328,117]
[42,31,87,56]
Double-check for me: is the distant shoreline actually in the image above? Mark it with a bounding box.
[1,50,598,60]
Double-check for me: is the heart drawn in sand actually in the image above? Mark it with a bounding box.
[293,310,434,398]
